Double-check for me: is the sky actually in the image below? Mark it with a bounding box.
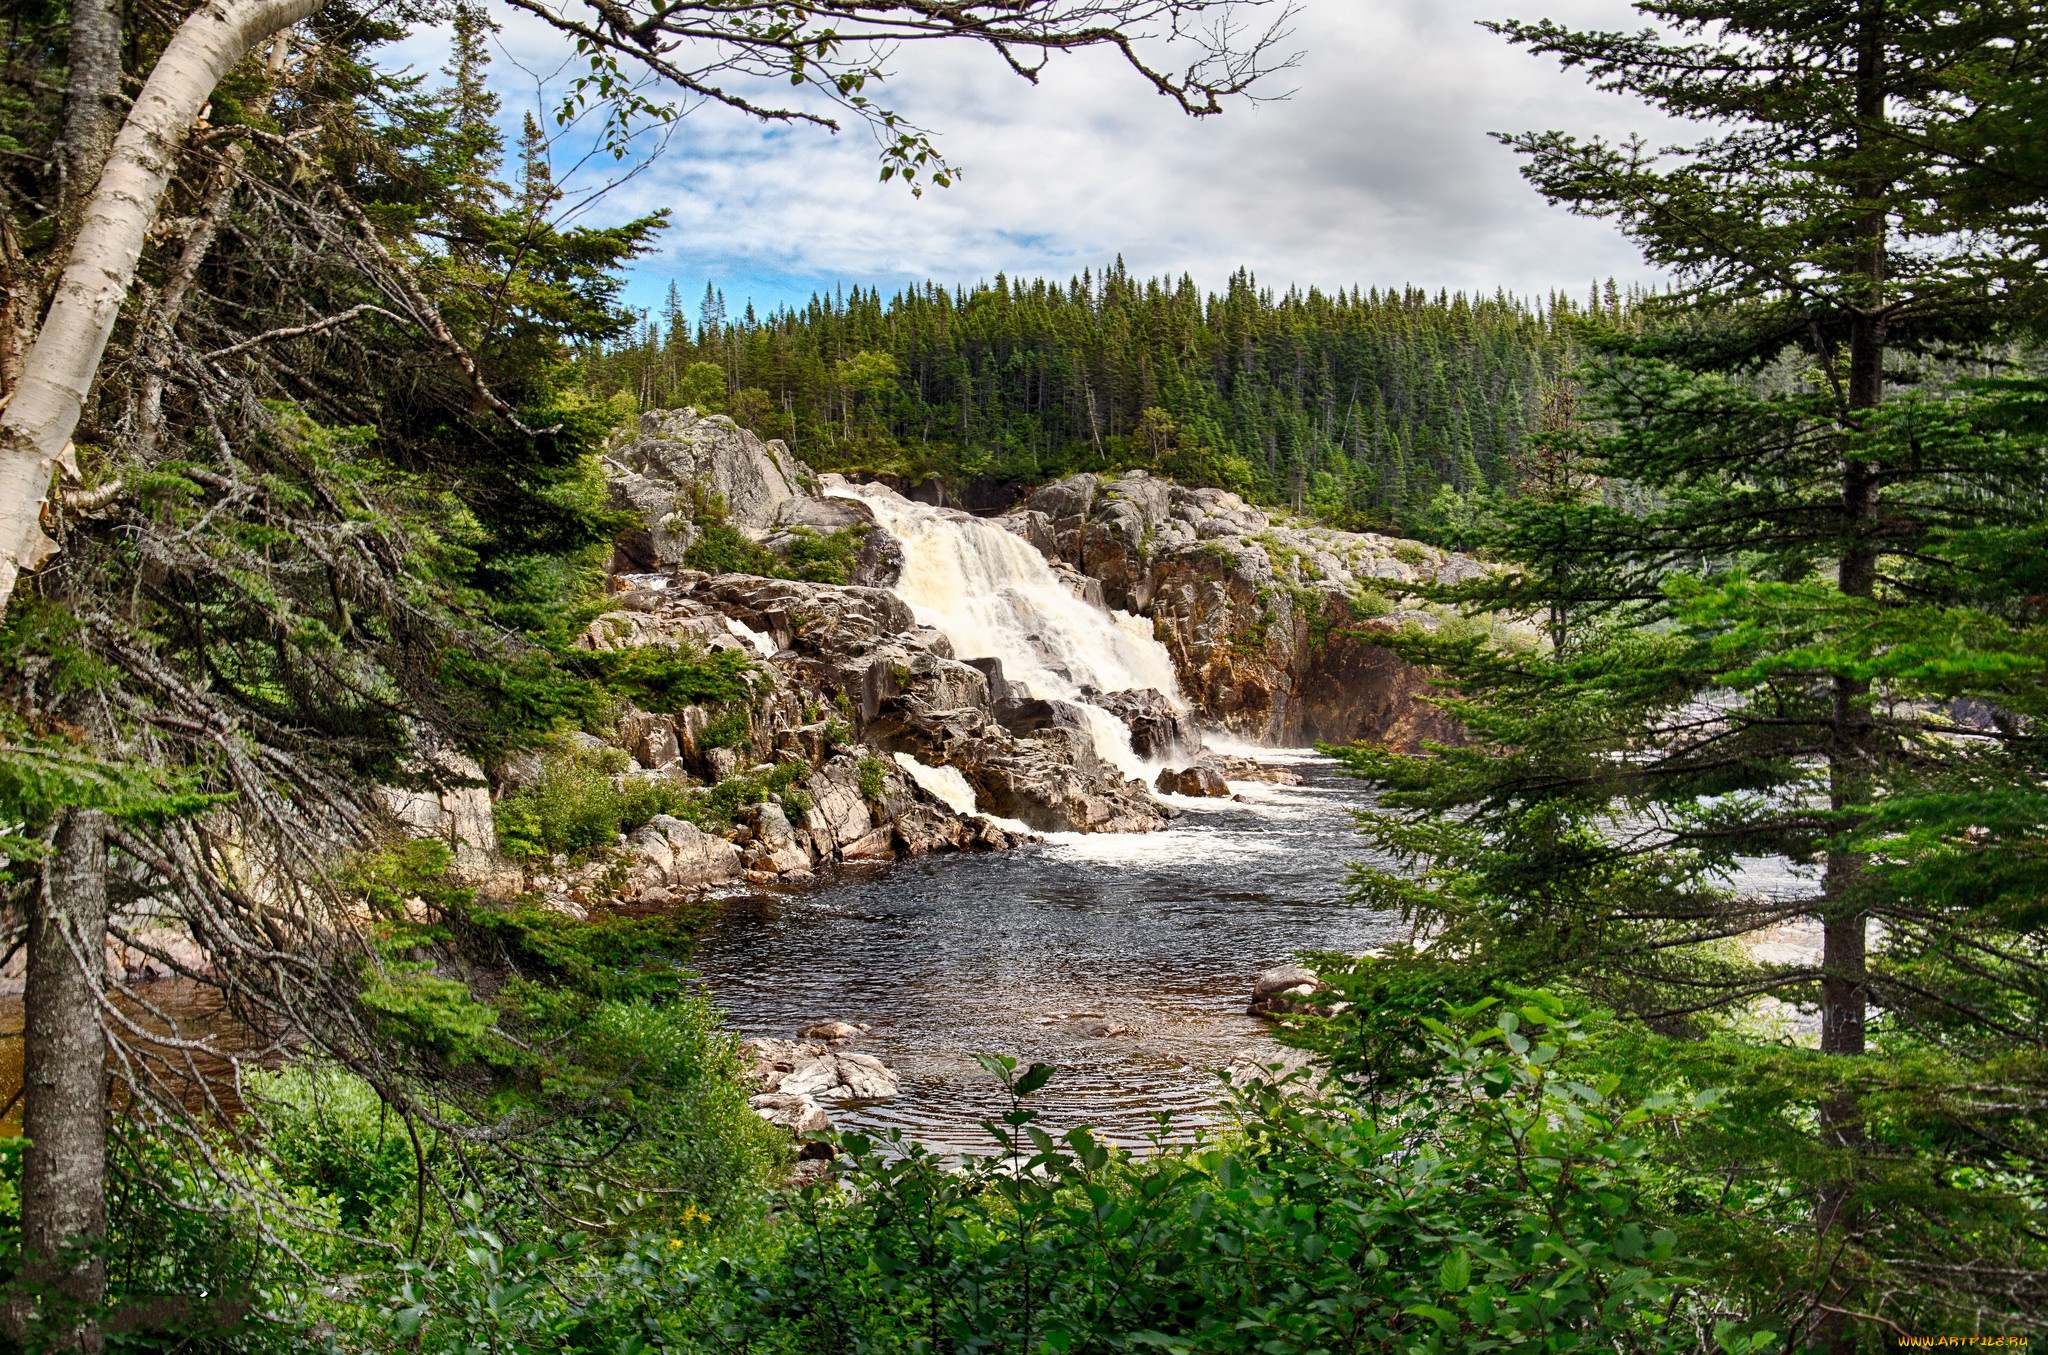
[412,0,1683,322]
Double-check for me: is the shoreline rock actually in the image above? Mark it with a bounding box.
[1248,963,1332,1018]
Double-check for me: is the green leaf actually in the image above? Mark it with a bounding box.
[1014,1061,1057,1095]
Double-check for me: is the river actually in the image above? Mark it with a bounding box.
[688,749,1400,1154]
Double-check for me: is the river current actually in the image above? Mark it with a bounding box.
[688,751,1401,1154]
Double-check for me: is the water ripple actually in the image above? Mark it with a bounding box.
[688,756,1399,1153]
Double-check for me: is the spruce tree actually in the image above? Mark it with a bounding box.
[1316,2,2048,1341]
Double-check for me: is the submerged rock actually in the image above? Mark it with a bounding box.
[1059,1016,1136,1038]
[800,1020,869,1044]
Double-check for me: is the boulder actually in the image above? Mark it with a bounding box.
[619,708,680,769]
[749,1092,832,1136]
[746,839,814,876]
[1096,688,1201,763]
[627,815,742,893]
[1207,754,1303,786]
[840,826,897,861]
[893,803,971,857]
[806,771,876,855]
[778,1051,901,1101]
[609,408,807,530]
[992,697,1093,737]
[1248,963,1326,1018]
[801,1020,869,1044]
[1156,766,1230,798]
[742,1037,823,1090]
[961,656,1021,703]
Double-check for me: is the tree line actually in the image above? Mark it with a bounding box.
[579,271,1639,531]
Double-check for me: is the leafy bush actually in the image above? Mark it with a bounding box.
[255,1063,425,1237]
[576,643,756,712]
[699,708,752,750]
[677,485,868,584]
[858,754,887,801]
[336,996,1729,1355]
[496,746,691,860]
[684,520,771,576]
[1348,585,1392,619]
[778,524,869,585]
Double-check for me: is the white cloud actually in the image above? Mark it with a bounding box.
[399,0,1686,316]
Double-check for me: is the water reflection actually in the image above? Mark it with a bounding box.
[0,979,255,1133]
[688,755,1401,1153]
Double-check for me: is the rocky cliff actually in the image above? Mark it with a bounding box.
[1002,472,1476,749]
[379,410,1483,912]
[579,569,1168,837]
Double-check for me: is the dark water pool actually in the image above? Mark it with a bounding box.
[687,753,1402,1154]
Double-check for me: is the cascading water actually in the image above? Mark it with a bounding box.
[829,484,1186,780]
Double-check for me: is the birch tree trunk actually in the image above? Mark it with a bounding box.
[0,0,325,613]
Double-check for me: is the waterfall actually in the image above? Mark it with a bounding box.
[830,484,1185,779]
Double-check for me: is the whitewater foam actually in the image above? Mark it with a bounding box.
[725,615,778,658]
[892,752,978,815]
[891,751,1038,837]
[830,485,1186,780]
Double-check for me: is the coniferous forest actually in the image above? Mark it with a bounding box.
[0,0,2043,1351]
[579,273,1616,534]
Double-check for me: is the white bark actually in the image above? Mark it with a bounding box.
[0,0,325,612]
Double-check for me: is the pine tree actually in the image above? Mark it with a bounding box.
[1321,2,2048,1339]
[443,3,504,217]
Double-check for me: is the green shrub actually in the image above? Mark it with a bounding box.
[685,521,773,576]
[1348,585,1392,619]
[335,996,1728,1355]
[254,1063,425,1237]
[779,524,869,584]
[577,643,756,711]
[496,746,688,861]
[676,487,868,584]
[704,773,767,821]
[858,754,887,801]
[700,708,752,750]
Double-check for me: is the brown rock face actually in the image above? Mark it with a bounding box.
[1155,766,1231,798]
[1002,471,1474,750]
